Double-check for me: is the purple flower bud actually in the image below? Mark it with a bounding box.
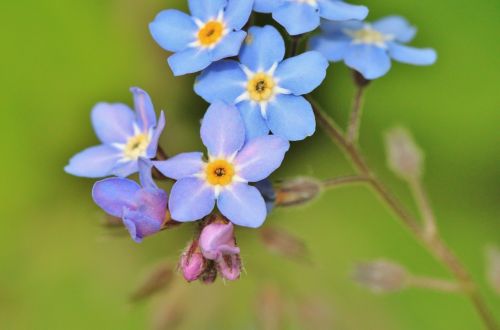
[179,241,206,282]
[199,222,240,260]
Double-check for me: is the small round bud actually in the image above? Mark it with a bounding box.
[353,260,408,293]
[275,177,322,207]
[385,127,423,181]
[179,240,206,282]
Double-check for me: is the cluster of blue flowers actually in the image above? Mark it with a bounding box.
[66,0,436,280]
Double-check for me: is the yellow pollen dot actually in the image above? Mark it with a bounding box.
[247,73,276,102]
[205,159,235,186]
[198,21,224,46]
[352,28,387,45]
[124,133,150,160]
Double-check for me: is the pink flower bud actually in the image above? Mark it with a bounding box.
[217,254,242,281]
[199,222,240,260]
[179,241,206,282]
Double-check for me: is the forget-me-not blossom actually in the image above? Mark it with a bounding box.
[309,16,437,79]
[254,0,368,36]
[195,25,328,141]
[149,0,254,76]
[153,101,290,228]
[92,159,168,243]
[65,88,165,178]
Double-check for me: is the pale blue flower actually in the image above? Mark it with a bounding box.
[149,0,254,76]
[154,101,289,228]
[65,88,165,178]
[254,0,368,35]
[310,16,437,79]
[195,25,329,141]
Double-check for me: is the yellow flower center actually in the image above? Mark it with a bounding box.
[205,159,235,186]
[247,73,276,102]
[351,28,388,45]
[198,21,224,47]
[123,133,150,160]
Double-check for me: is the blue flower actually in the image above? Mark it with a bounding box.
[92,159,168,243]
[65,88,165,178]
[149,0,254,76]
[254,0,368,36]
[309,17,438,79]
[153,101,290,228]
[195,25,328,141]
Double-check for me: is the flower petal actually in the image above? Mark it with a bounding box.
[146,111,166,159]
[308,35,350,62]
[266,95,316,141]
[275,51,328,95]
[388,43,437,66]
[154,152,205,180]
[91,103,135,144]
[149,10,198,52]
[344,44,391,79]
[188,0,227,21]
[138,158,157,189]
[199,222,240,260]
[123,208,162,243]
[218,183,267,228]
[373,16,416,43]
[169,178,216,221]
[272,3,320,36]
[317,0,368,21]
[237,101,269,141]
[234,135,289,182]
[211,31,247,62]
[131,87,157,131]
[224,0,254,30]
[65,145,122,178]
[92,178,141,217]
[195,60,246,103]
[134,188,168,221]
[239,25,285,72]
[168,48,213,76]
[110,161,139,178]
[254,0,284,13]
[201,101,245,158]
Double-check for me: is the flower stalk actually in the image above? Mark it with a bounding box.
[307,94,498,329]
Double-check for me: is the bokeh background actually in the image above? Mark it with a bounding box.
[1,0,499,329]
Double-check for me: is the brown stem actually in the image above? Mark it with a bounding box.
[307,95,499,330]
[347,83,366,144]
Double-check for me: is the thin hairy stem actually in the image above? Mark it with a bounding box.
[288,35,302,58]
[409,178,438,239]
[307,95,499,330]
[322,175,371,189]
[347,84,366,144]
[407,275,460,292]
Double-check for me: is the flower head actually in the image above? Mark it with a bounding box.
[154,101,289,228]
[92,159,168,242]
[254,0,368,35]
[149,0,254,76]
[310,16,437,79]
[65,88,165,178]
[199,220,241,281]
[195,25,328,141]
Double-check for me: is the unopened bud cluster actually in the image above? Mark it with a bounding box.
[179,215,242,283]
[353,259,408,293]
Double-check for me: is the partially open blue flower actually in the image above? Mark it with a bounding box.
[65,88,165,178]
[309,17,437,79]
[195,25,328,141]
[149,0,254,76]
[154,101,290,228]
[254,0,368,36]
[92,159,168,243]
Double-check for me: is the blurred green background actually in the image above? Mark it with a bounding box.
[0,0,499,329]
